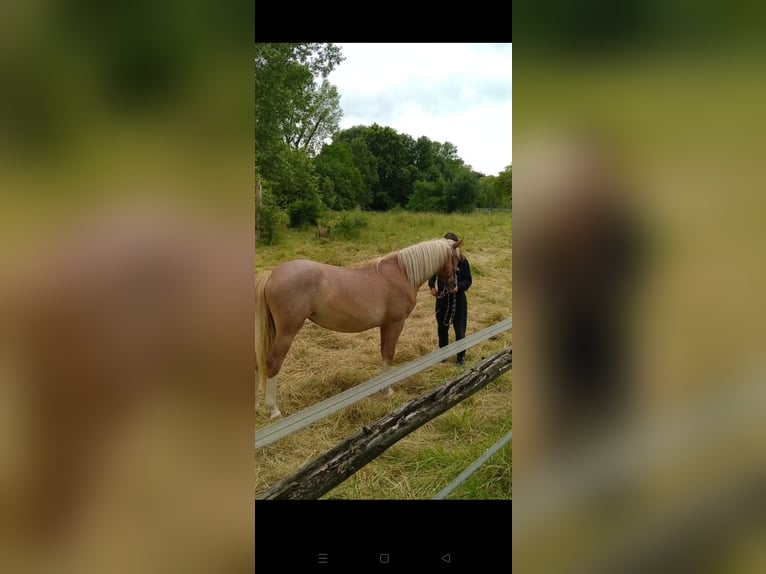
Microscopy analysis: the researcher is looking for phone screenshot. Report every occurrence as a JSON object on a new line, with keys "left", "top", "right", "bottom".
{"left": 255, "top": 43, "right": 512, "bottom": 571}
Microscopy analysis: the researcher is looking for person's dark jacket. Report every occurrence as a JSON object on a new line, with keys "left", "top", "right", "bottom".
{"left": 428, "top": 257, "right": 472, "bottom": 299}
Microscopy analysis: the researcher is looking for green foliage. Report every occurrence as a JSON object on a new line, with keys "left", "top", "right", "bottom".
{"left": 332, "top": 212, "right": 368, "bottom": 240}
{"left": 371, "top": 191, "right": 394, "bottom": 211}
{"left": 495, "top": 164, "right": 512, "bottom": 209}
{"left": 406, "top": 179, "right": 445, "bottom": 212}
{"left": 319, "top": 176, "right": 336, "bottom": 209}
{"left": 476, "top": 175, "right": 498, "bottom": 208}
{"left": 255, "top": 43, "right": 344, "bottom": 185}
{"left": 331, "top": 126, "right": 486, "bottom": 213}
{"left": 412, "top": 136, "right": 439, "bottom": 181}
{"left": 287, "top": 193, "right": 325, "bottom": 228}
{"left": 269, "top": 148, "right": 321, "bottom": 208}
{"left": 475, "top": 165, "right": 511, "bottom": 210}
{"left": 363, "top": 124, "right": 417, "bottom": 209}
{"left": 444, "top": 169, "right": 479, "bottom": 213}
{"left": 314, "top": 141, "right": 365, "bottom": 210}
{"left": 335, "top": 124, "right": 417, "bottom": 209}
{"left": 255, "top": 184, "right": 288, "bottom": 245}
{"left": 286, "top": 79, "right": 343, "bottom": 156}
{"left": 433, "top": 141, "right": 463, "bottom": 180}
{"left": 348, "top": 138, "right": 377, "bottom": 209}
{"left": 255, "top": 43, "right": 507, "bottom": 215}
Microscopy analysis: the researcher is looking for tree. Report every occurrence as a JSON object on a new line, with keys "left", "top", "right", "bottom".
{"left": 255, "top": 43, "right": 343, "bottom": 229}
{"left": 495, "top": 164, "right": 512, "bottom": 209}
{"left": 329, "top": 124, "right": 486, "bottom": 212}
{"left": 314, "top": 141, "right": 364, "bottom": 210}
{"left": 406, "top": 178, "right": 446, "bottom": 212}
{"left": 412, "top": 136, "right": 440, "bottom": 182}
{"left": 333, "top": 126, "right": 379, "bottom": 209}
{"left": 361, "top": 124, "right": 416, "bottom": 209}
{"left": 254, "top": 43, "right": 343, "bottom": 183}
{"left": 284, "top": 79, "right": 342, "bottom": 157}
{"left": 433, "top": 141, "right": 463, "bottom": 181}
{"left": 267, "top": 146, "right": 324, "bottom": 227}
{"left": 348, "top": 138, "right": 376, "bottom": 209}
{"left": 444, "top": 168, "right": 479, "bottom": 213}
{"left": 333, "top": 124, "right": 370, "bottom": 146}
{"left": 476, "top": 175, "right": 497, "bottom": 208}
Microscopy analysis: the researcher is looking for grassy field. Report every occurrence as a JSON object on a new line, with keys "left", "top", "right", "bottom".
{"left": 255, "top": 210, "right": 512, "bottom": 499}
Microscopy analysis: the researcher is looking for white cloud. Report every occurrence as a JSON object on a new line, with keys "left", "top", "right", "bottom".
{"left": 328, "top": 43, "right": 512, "bottom": 176}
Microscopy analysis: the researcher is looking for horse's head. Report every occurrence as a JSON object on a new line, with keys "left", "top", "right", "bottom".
{"left": 437, "top": 237, "right": 463, "bottom": 291}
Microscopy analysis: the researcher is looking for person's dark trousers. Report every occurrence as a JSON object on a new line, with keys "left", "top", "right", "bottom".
{"left": 436, "top": 293, "right": 468, "bottom": 362}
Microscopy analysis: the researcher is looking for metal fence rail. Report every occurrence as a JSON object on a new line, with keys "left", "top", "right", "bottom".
{"left": 433, "top": 429, "right": 513, "bottom": 499}
{"left": 255, "top": 318, "right": 512, "bottom": 450}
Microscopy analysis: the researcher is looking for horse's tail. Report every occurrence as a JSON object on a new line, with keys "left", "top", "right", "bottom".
{"left": 255, "top": 270, "right": 275, "bottom": 398}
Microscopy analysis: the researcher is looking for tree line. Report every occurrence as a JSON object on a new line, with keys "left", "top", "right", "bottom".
{"left": 255, "top": 43, "right": 511, "bottom": 243}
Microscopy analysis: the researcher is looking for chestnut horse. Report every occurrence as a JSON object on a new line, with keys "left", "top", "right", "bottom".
{"left": 255, "top": 237, "right": 462, "bottom": 418}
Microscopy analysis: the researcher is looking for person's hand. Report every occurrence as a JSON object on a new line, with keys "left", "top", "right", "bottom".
{"left": 430, "top": 287, "right": 438, "bottom": 297}
{"left": 450, "top": 286, "right": 458, "bottom": 294}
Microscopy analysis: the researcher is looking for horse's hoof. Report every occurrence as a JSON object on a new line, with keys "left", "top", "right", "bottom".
{"left": 269, "top": 408, "right": 282, "bottom": 419}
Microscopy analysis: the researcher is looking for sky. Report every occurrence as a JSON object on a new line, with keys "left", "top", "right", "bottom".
{"left": 327, "top": 43, "right": 512, "bottom": 177}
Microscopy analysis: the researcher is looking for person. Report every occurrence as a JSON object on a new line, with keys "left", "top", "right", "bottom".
{"left": 428, "top": 232, "right": 472, "bottom": 366}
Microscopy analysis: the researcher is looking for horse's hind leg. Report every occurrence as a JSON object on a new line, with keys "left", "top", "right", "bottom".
{"left": 264, "top": 327, "right": 301, "bottom": 419}
{"left": 379, "top": 320, "right": 405, "bottom": 396}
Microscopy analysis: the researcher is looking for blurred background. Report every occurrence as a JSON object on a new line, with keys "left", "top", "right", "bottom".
{"left": 4, "top": 1, "right": 766, "bottom": 572}
{"left": 512, "top": 2, "right": 766, "bottom": 573}
{"left": 0, "top": 1, "right": 254, "bottom": 572}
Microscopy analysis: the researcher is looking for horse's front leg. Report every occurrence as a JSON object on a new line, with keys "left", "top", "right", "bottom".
{"left": 379, "top": 320, "right": 405, "bottom": 396}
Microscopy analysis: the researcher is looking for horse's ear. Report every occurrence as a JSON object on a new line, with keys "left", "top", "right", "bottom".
{"left": 453, "top": 239, "right": 463, "bottom": 249}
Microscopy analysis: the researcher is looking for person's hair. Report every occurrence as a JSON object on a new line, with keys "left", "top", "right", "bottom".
{"left": 443, "top": 232, "right": 464, "bottom": 260}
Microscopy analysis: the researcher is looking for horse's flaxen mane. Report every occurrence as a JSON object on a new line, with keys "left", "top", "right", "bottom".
{"left": 370, "top": 238, "right": 453, "bottom": 288}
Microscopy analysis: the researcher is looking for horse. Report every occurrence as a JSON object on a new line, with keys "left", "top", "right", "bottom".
{"left": 255, "top": 237, "right": 463, "bottom": 419}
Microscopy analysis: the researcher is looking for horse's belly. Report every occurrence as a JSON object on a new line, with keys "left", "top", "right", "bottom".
{"left": 309, "top": 305, "right": 382, "bottom": 333}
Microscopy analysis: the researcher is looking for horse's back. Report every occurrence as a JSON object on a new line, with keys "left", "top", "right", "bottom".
{"left": 265, "top": 259, "right": 392, "bottom": 333}
{"left": 266, "top": 259, "right": 329, "bottom": 296}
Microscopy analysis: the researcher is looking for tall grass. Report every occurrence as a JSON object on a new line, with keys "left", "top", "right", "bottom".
{"left": 255, "top": 210, "right": 512, "bottom": 499}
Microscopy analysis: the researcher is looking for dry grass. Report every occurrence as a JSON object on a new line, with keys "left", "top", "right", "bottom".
{"left": 255, "top": 210, "right": 512, "bottom": 499}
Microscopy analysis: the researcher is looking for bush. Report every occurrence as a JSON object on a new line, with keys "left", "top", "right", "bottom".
{"left": 288, "top": 194, "right": 325, "bottom": 228}
{"left": 256, "top": 201, "right": 288, "bottom": 245}
{"left": 406, "top": 179, "right": 445, "bottom": 212}
{"left": 256, "top": 182, "right": 288, "bottom": 245}
{"left": 333, "top": 213, "right": 368, "bottom": 240}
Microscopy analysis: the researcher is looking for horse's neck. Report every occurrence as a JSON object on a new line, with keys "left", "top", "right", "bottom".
{"left": 376, "top": 256, "right": 422, "bottom": 291}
